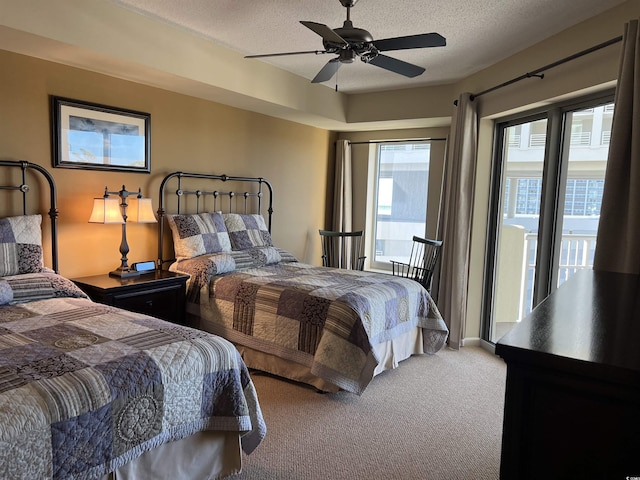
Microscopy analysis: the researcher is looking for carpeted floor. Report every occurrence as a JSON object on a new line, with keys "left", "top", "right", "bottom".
{"left": 233, "top": 346, "right": 506, "bottom": 480}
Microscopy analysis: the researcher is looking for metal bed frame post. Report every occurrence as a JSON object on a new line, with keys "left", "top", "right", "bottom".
{"left": 0, "top": 160, "right": 59, "bottom": 273}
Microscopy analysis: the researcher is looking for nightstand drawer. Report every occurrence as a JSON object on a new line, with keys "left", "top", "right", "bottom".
{"left": 111, "top": 284, "right": 183, "bottom": 321}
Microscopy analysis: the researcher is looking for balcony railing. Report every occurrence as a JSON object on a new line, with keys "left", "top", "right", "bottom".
{"left": 529, "top": 133, "right": 546, "bottom": 147}
{"left": 526, "top": 131, "right": 604, "bottom": 148}
{"left": 521, "top": 232, "right": 597, "bottom": 319}
{"left": 570, "top": 131, "right": 591, "bottom": 145}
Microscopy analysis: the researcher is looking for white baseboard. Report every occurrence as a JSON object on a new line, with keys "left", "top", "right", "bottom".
{"left": 461, "top": 337, "right": 481, "bottom": 347}
{"left": 461, "top": 337, "right": 497, "bottom": 355}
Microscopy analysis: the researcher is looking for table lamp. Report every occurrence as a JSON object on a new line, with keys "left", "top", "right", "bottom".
{"left": 89, "top": 185, "right": 157, "bottom": 278}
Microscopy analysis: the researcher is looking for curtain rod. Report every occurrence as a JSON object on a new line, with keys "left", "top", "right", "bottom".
{"left": 347, "top": 137, "right": 447, "bottom": 145}
{"left": 454, "top": 35, "right": 623, "bottom": 105}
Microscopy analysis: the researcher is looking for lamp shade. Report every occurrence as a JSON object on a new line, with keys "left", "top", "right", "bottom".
{"left": 127, "top": 197, "right": 157, "bottom": 223}
{"left": 89, "top": 198, "right": 124, "bottom": 224}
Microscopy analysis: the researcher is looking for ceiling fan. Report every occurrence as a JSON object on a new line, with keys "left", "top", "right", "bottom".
{"left": 245, "top": 0, "right": 446, "bottom": 84}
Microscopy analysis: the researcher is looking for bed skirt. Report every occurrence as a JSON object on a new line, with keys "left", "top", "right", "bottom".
{"left": 236, "top": 326, "right": 425, "bottom": 393}
{"left": 103, "top": 431, "right": 242, "bottom": 480}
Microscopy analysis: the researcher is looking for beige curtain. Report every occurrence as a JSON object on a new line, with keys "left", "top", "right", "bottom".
{"left": 593, "top": 19, "right": 640, "bottom": 274}
{"left": 437, "top": 93, "right": 478, "bottom": 350}
{"left": 332, "top": 139, "right": 353, "bottom": 232}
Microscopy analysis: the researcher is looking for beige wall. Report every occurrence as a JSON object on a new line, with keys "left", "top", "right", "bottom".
{"left": 0, "top": 49, "right": 336, "bottom": 278}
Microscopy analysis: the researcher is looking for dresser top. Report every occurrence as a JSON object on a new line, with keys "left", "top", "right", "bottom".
{"left": 496, "top": 269, "right": 640, "bottom": 378}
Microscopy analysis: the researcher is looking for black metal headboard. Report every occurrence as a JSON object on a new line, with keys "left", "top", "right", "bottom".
{"left": 0, "top": 160, "right": 59, "bottom": 273}
{"left": 157, "top": 171, "right": 273, "bottom": 268}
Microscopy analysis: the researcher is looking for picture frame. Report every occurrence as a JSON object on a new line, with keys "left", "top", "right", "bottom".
{"left": 51, "top": 96, "right": 150, "bottom": 173}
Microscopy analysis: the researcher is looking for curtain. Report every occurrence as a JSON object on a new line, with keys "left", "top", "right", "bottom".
{"left": 332, "top": 139, "right": 353, "bottom": 232}
{"left": 593, "top": 19, "right": 640, "bottom": 274}
{"left": 437, "top": 93, "right": 479, "bottom": 350}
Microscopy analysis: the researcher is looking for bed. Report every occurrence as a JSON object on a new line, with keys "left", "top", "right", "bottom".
{"left": 158, "top": 171, "right": 449, "bottom": 395}
{"left": 0, "top": 160, "right": 265, "bottom": 480}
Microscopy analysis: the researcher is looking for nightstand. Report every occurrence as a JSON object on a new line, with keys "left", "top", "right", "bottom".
{"left": 73, "top": 270, "right": 189, "bottom": 324}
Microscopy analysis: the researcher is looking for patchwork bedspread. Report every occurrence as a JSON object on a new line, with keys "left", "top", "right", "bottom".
{"left": 0, "top": 273, "right": 265, "bottom": 480}
{"left": 173, "top": 257, "right": 449, "bottom": 394}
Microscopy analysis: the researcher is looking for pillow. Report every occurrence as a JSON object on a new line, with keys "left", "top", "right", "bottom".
{"left": 0, "top": 280, "right": 13, "bottom": 305}
{"left": 0, "top": 214, "right": 44, "bottom": 276}
{"left": 1, "top": 272, "right": 88, "bottom": 304}
{"left": 223, "top": 213, "right": 273, "bottom": 250}
{"left": 166, "top": 212, "right": 231, "bottom": 261}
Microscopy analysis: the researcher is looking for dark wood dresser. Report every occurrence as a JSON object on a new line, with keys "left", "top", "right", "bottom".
{"left": 496, "top": 269, "right": 640, "bottom": 480}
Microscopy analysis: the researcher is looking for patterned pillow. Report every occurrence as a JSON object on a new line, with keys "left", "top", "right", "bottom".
{"left": 0, "top": 214, "right": 44, "bottom": 276}
{"left": 223, "top": 213, "right": 273, "bottom": 250}
{"left": 166, "top": 212, "right": 231, "bottom": 261}
{"left": 2, "top": 272, "right": 89, "bottom": 304}
{"left": 0, "top": 280, "right": 13, "bottom": 305}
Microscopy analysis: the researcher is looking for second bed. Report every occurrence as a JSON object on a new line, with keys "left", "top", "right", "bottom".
{"left": 159, "top": 171, "right": 449, "bottom": 394}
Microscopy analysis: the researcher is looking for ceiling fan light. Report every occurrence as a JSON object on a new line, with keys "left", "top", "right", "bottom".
{"left": 339, "top": 49, "right": 356, "bottom": 63}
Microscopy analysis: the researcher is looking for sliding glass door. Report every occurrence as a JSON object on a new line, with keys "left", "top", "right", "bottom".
{"left": 489, "top": 116, "right": 547, "bottom": 342}
{"left": 483, "top": 94, "right": 614, "bottom": 343}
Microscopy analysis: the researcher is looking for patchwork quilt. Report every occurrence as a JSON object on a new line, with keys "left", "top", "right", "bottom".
{"left": 172, "top": 247, "right": 298, "bottom": 304}
{"left": 172, "top": 258, "right": 449, "bottom": 395}
{"left": 0, "top": 273, "right": 265, "bottom": 480}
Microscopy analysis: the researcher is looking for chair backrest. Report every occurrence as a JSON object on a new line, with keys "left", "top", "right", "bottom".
{"left": 391, "top": 236, "right": 443, "bottom": 291}
{"left": 319, "top": 230, "right": 366, "bottom": 270}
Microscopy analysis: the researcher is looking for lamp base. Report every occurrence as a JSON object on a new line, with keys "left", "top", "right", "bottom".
{"left": 109, "top": 267, "right": 141, "bottom": 279}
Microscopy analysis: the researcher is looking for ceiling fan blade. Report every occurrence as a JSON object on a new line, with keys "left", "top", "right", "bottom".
{"left": 301, "top": 21, "right": 349, "bottom": 46}
{"left": 373, "top": 33, "right": 446, "bottom": 52}
{"left": 312, "top": 59, "right": 342, "bottom": 83}
{"left": 245, "top": 50, "right": 327, "bottom": 59}
{"left": 367, "top": 54, "right": 425, "bottom": 78}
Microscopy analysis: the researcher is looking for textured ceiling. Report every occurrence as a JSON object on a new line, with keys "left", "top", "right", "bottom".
{"left": 103, "top": 0, "right": 627, "bottom": 94}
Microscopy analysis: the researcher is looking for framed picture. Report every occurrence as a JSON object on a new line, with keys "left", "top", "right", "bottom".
{"left": 51, "top": 96, "right": 150, "bottom": 173}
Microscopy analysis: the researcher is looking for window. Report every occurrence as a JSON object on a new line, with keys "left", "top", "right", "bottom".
{"left": 364, "top": 139, "right": 446, "bottom": 272}
{"left": 369, "top": 143, "right": 430, "bottom": 269}
{"left": 564, "top": 179, "right": 604, "bottom": 216}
